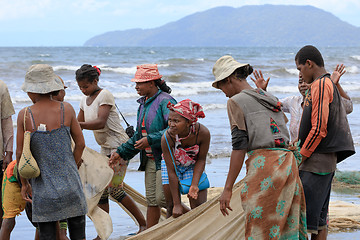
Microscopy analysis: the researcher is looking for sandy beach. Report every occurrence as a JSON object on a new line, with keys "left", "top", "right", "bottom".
{"left": 7, "top": 154, "right": 360, "bottom": 240}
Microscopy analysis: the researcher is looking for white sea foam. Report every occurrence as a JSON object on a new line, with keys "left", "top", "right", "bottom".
{"left": 38, "top": 54, "right": 50, "bottom": 57}
{"left": 11, "top": 96, "right": 33, "bottom": 104}
{"left": 351, "top": 55, "right": 360, "bottom": 61}
{"left": 100, "top": 66, "right": 136, "bottom": 74}
{"left": 53, "top": 64, "right": 137, "bottom": 75}
{"left": 285, "top": 68, "right": 298, "bottom": 75}
{"left": 346, "top": 65, "right": 359, "bottom": 74}
{"left": 197, "top": 58, "right": 205, "bottom": 61}
{"left": 203, "top": 103, "right": 227, "bottom": 111}
{"left": 53, "top": 65, "right": 80, "bottom": 71}
{"left": 158, "top": 63, "right": 170, "bottom": 68}
{"left": 168, "top": 81, "right": 212, "bottom": 89}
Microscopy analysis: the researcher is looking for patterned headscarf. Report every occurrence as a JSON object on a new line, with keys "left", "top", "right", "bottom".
{"left": 167, "top": 99, "right": 205, "bottom": 123}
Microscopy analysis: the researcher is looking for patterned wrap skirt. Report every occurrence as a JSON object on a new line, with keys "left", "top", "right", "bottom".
{"left": 241, "top": 148, "right": 307, "bottom": 240}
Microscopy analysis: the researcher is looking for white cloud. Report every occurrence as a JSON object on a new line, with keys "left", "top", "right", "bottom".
{"left": 0, "top": 0, "right": 52, "bottom": 20}
{"left": 71, "top": 0, "right": 111, "bottom": 12}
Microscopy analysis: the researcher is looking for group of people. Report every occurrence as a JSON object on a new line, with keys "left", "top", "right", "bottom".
{"left": 0, "top": 44, "right": 355, "bottom": 240}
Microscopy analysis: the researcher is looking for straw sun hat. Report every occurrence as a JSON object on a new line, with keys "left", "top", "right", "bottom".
{"left": 22, "top": 64, "right": 64, "bottom": 94}
{"left": 131, "top": 64, "right": 162, "bottom": 82}
{"left": 212, "top": 55, "right": 249, "bottom": 89}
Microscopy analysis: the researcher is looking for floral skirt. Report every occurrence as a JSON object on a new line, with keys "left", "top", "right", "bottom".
{"left": 241, "top": 148, "right": 307, "bottom": 240}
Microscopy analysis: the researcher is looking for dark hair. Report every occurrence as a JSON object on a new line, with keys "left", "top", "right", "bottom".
{"left": 295, "top": 45, "right": 324, "bottom": 67}
{"left": 50, "top": 90, "right": 60, "bottom": 96}
{"left": 75, "top": 64, "right": 101, "bottom": 83}
{"left": 154, "top": 79, "right": 172, "bottom": 94}
{"left": 233, "top": 64, "right": 254, "bottom": 80}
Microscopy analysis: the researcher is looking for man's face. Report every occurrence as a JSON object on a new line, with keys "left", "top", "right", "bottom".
{"left": 296, "top": 60, "right": 313, "bottom": 84}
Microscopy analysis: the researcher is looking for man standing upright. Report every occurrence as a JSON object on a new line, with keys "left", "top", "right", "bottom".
{"left": 295, "top": 45, "right": 355, "bottom": 240}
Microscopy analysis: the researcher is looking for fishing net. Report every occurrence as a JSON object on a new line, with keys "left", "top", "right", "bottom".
{"left": 334, "top": 171, "right": 360, "bottom": 185}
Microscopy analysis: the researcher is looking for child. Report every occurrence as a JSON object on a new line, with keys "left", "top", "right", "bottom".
{"left": 76, "top": 64, "right": 146, "bottom": 236}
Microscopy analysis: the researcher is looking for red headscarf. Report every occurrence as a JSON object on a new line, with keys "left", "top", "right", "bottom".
{"left": 167, "top": 99, "right": 205, "bottom": 123}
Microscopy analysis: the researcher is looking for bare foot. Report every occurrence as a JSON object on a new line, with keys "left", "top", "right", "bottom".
{"left": 93, "top": 236, "right": 101, "bottom": 240}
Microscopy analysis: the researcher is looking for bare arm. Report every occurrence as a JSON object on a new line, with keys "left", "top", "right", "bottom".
{"left": 77, "top": 109, "right": 85, "bottom": 123}
{"left": 188, "top": 124, "right": 210, "bottom": 200}
{"left": 161, "top": 132, "right": 183, "bottom": 217}
{"left": 331, "top": 64, "right": 351, "bottom": 100}
{"left": 78, "top": 104, "right": 111, "bottom": 130}
{"left": 1, "top": 117, "right": 14, "bottom": 170}
{"left": 67, "top": 104, "right": 85, "bottom": 168}
{"left": 219, "top": 149, "right": 246, "bottom": 216}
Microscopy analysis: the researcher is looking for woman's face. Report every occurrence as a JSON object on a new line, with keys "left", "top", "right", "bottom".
{"left": 135, "top": 81, "right": 153, "bottom": 96}
{"left": 77, "top": 79, "right": 98, "bottom": 96}
{"left": 217, "top": 78, "right": 235, "bottom": 98}
{"left": 168, "top": 111, "right": 191, "bottom": 136}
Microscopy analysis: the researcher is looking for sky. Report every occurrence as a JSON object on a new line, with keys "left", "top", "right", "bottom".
{"left": 1, "top": 0, "right": 360, "bottom": 46}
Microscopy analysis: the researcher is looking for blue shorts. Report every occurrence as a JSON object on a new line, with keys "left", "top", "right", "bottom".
{"left": 161, "top": 160, "right": 194, "bottom": 185}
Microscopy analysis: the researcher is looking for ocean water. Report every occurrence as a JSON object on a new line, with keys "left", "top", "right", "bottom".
{"left": 1, "top": 46, "right": 359, "bottom": 239}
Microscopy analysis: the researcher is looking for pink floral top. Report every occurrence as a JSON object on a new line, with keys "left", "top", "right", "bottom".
{"left": 174, "top": 134, "right": 200, "bottom": 167}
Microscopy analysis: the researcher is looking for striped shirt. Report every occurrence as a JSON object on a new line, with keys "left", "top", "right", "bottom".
{"left": 300, "top": 74, "right": 334, "bottom": 158}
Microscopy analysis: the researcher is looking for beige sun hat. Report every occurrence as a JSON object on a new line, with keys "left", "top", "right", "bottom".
{"left": 22, "top": 64, "right": 64, "bottom": 93}
{"left": 212, "top": 55, "right": 249, "bottom": 89}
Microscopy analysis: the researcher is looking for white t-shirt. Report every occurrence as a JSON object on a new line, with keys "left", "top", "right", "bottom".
{"left": 281, "top": 94, "right": 353, "bottom": 141}
{"left": 80, "top": 89, "right": 128, "bottom": 155}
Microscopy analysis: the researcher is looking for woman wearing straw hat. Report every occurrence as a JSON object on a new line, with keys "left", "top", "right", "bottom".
{"left": 17, "top": 64, "right": 87, "bottom": 239}
{"left": 212, "top": 56, "right": 307, "bottom": 239}
{"left": 110, "top": 64, "right": 176, "bottom": 228}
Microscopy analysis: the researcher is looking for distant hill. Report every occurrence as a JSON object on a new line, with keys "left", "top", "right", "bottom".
{"left": 84, "top": 5, "right": 360, "bottom": 47}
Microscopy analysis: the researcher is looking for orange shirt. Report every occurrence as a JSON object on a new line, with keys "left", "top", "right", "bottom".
{"left": 300, "top": 76, "right": 334, "bottom": 158}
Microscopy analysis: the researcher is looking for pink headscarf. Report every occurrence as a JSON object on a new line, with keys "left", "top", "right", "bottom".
{"left": 167, "top": 99, "right": 205, "bottom": 123}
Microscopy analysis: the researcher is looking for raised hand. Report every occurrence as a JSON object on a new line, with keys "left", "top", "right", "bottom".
{"left": 250, "top": 70, "right": 270, "bottom": 91}
{"left": 331, "top": 64, "right": 346, "bottom": 85}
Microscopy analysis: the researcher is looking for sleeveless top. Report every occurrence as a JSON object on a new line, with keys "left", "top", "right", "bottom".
{"left": 29, "top": 103, "right": 87, "bottom": 222}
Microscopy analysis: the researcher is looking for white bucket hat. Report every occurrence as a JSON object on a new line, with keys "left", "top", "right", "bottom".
{"left": 22, "top": 64, "right": 64, "bottom": 94}
{"left": 212, "top": 56, "right": 249, "bottom": 89}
